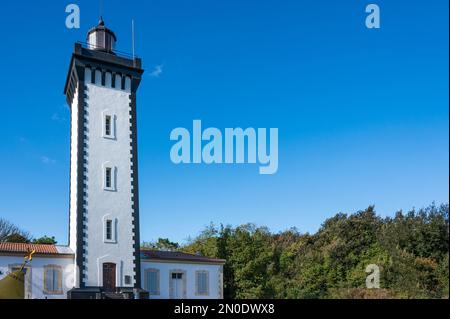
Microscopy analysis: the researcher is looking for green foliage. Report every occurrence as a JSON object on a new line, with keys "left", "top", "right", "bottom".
{"left": 142, "top": 238, "right": 179, "bottom": 251}
{"left": 180, "top": 203, "right": 449, "bottom": 299}
{"left": 32, "top": 236, "right": 57, "bottom": 245}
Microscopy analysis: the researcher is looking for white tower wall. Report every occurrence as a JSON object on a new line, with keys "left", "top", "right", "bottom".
{"left": 65, "top": 31, "right": 144, "bottom": 296}
{"left": 82, "top": 69, "right": 136, "bottom": 288}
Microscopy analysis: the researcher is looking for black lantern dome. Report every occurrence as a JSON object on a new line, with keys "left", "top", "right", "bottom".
{"left": 87, "top": 17, "right": 117, "bottom": 53}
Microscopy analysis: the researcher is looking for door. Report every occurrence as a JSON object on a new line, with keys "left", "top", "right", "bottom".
{"left": 171, "top": 272, "right": 184, "bottom": 299}
{"left": 102, "top": 263, "right": 116, "bottom": 292}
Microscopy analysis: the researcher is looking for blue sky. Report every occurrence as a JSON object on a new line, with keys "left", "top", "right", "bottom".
{"left": 0, "top": 0, "right": 448, "bottom": 244}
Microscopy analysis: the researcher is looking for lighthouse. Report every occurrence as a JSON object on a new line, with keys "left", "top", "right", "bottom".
{"left": 64, "top": 18, "right": 145, "bottom": 298}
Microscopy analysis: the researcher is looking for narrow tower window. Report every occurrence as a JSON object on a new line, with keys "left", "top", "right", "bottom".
{"left": 103, "top": 217, "right": 117, "bottom": 243}
{"left": 102, "top": 113, "right": 115, "bottom": 139}
{"left": 105, "top": 219, "right": 113, "bottom": 240}
{"left": 103, "top": 164, "right": 116, "bottom": 191}
{"left": 105, "top": 167, "right": 112, "bottom": 188}
{"left": 105, "top": 115, "right": 111, "bottom": 136}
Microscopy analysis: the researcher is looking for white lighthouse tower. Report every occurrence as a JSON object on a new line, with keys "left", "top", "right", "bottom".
{"left": 64, "top": 18, "right": 145, "bottom": 298}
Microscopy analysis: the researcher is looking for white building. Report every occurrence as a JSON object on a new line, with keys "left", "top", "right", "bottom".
{"left": 0, "top": 19, "right": 225, "bottom": 299}
{"left": 0, "top": 243, "right": 224, "bottom": 299}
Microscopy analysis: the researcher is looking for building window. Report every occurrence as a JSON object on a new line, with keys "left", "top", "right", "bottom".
{"left": 103, "top": 165, "right": 116, "bottom": 191}
{"left": 43, "top": 265, "right": 63, "bottom": 295}
{"left": 102, "top": 112, "right": 116, "bottom": 139}
{"left": 105, "top": 219, "right": 113, "bottom": 240}
{"left": 145, "top": 269, "right": 160, "bottom": 295}
{"left": 124, "top": 275, "right": 132, "bottom": 285}
{"left": 195, "top": 271, "right": 209, "bottom": 296}
{"left": 105, "top": 167, "right": 112, "bottom": 188}
{"left": 105, "top": 115, "right": 112, "bottom": 136}
{"left": 103, "top": 217, "right": 116, "bottom": 243}
{"left": 172, "top": 273, "right": 183, "bottom": 279}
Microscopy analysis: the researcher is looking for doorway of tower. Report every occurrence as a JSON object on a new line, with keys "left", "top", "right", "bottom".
{"left": 102, "top": 263, "right": 116, "bottom": 292}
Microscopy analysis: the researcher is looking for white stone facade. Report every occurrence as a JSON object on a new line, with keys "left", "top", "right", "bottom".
{"left": 72, "top": 68, "right": 136, "bottom": 288}
{"left": 0, "top": 248, "right": 225, "bottom": 299}
{"left": 141, "top": 260, "right": 224, "bottom": 299}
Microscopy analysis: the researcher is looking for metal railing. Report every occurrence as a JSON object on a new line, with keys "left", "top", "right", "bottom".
{"left": 77, "top": 41, "right": 138, "bottom": 60}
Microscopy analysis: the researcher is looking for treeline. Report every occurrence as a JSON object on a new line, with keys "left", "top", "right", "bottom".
{"left": 2, "top": 203, "right": 448, "bottom": 299}
{"left": 179, "top": 204, "right": 448, "bottom": 299}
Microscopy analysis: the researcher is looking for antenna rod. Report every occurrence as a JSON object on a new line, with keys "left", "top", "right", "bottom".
{"left": 100, "top": 0, "right": 104, "bottom": 18}
{"left": 132, "top": 19, "right": 136, "bottom": 61}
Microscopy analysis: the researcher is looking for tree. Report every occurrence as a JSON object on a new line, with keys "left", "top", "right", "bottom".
{"left": 33, "top": 236, "right": 57, "bottom": 245}
{"left": 141, "top": 238, "right": 179, "bottom": 251}
{"left": 177, "top": 203, "right": 449, "bottom": 299}
{"left": 0, "top": 218, "right": 32, "bottom": 243}
{"left": 183, "top": 224, "right": 275, "bottom": 298}
{"left": 3, "top": 233, "right": 30, "bottom": 243}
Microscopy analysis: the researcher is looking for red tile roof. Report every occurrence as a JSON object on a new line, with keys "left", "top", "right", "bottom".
{"left": 0, "top": 243, "right": 225, "bottom": 263}
{"left": 141, "top": 249, "right": 225, "bottom": 264}
{"left": 0, "top": 242, "right": 59, "bottom": 255}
